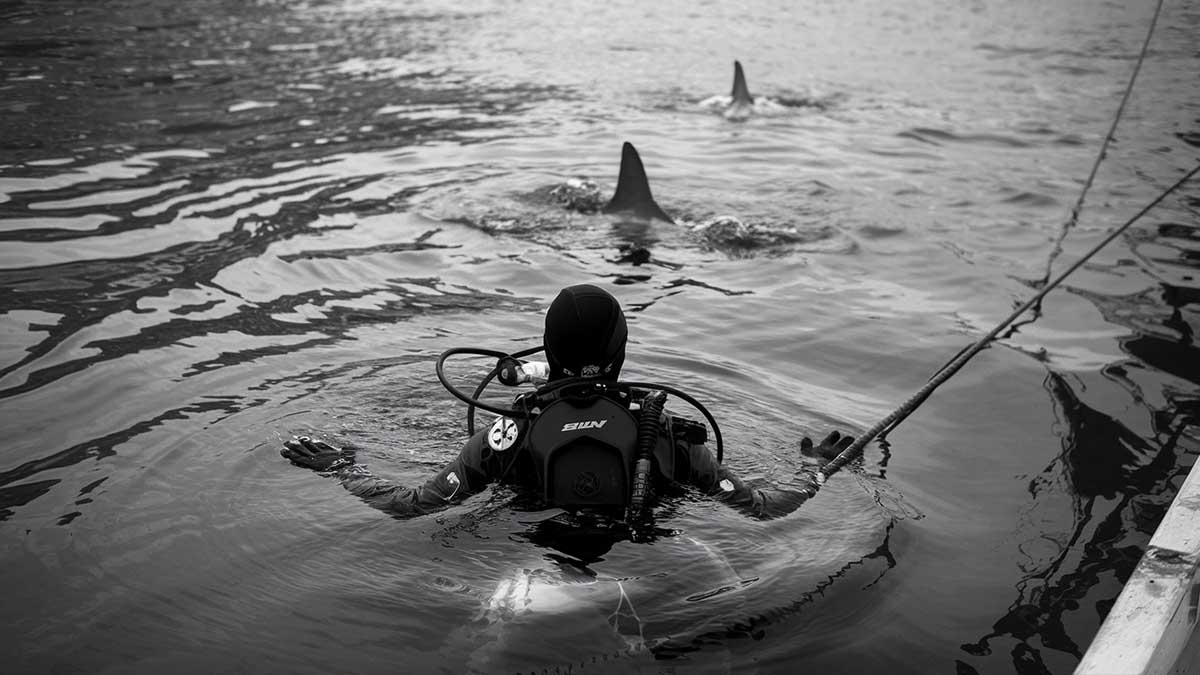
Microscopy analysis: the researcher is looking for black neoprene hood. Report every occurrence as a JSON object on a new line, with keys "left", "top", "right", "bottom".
{"left": 543, "top": 284, "right": 628, "bottom": 381}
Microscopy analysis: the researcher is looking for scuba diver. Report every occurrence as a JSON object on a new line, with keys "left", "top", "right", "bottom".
{"left": 281, "top": 283, "right": 854, "bottom": 524}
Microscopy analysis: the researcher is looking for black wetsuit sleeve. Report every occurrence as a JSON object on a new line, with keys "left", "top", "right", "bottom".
{"left": 330, "top": 432, "right": 499, "bottom": 517}
{"left": 679, "top": 439, "right": 813, "bottom": 520}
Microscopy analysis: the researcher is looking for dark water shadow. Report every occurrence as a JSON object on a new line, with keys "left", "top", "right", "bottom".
{"left": 957, "top": 265, "right": 1200, "bottom": 672}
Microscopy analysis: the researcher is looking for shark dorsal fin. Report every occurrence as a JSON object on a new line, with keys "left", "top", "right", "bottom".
{"left": 731, "top": 60, "right": 754, "bottom": 106}
{"left": 602, "top": 142, "right": 673, "bottom": 223}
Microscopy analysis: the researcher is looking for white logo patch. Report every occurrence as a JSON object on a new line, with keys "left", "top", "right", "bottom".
{"left": 581, "top": 364, "right": 601, "bottom": 377}
{"left": 488, "top": 417, "right": 520, "bottom": 452}
{"left": 561, "top": 420, "right": 608, "bottom": 432}
{"left": 719, "top": 479, "right": 735, "bottom": 493}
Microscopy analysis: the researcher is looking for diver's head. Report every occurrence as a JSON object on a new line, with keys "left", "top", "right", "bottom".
{"left": 544, "top": 284, "right": 627, "bottom": 381}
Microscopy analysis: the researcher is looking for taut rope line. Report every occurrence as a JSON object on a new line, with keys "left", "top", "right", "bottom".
{"left": 805, "top": 0, "right": 1179, "bottom": 495}
{"left": 1038, "top": 0, "right": 1167, "bottom": 286}
{"left": 811, "top": 162, "right": 1200, "bottom": 491}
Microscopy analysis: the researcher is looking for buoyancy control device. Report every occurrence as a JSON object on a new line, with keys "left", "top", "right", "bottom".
{"left": 436, "top": 346, "right": 723, "bottom": 523}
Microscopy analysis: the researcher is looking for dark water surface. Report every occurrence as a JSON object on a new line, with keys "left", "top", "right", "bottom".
{"left": 2, "top": 0, "right": 1199, "bottom": 673}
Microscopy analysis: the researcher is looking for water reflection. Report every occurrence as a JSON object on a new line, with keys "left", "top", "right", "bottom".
{"left": 961, "top": 287, "right": 1199, "bottom": 672}
{"left": 652, "top": 522, "right": 898, "bottom": 661}
{"left": 0, "top": 0, "right": 561, "bottom": 161}
{"left": 960, "top": 373, "right": 1150, "bottom": 670}
{"left": 0, "top": 395, "right": 245, "bottom": 522}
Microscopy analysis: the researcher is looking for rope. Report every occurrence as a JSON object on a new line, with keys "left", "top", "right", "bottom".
{"left": 1038, "top": 0, "right": 1166, "bottom": 285}
{"left": 880, "top": 0, "right": 1170, "bottom": 430}
{"left": 813, "top": 163, "right": 1200, "bottom": 488}
{"left": 803, "top": 0, "right": 1175, "bottom": 492}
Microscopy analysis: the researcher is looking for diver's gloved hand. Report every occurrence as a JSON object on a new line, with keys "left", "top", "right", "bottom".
{"left": 800, "top": 430, "right": 855, "bottom": 463}
{"left": 281, "top": 436, "right": 355, "bottom": 472}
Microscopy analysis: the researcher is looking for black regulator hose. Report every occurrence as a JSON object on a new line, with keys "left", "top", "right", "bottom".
{"left": 627, "top": 390, "right": 666, "bottom": 525}
{"left": 465, "top": 345, "right": 545, "bottom": 435}
{"left": 623, "top": 381, "right": 723, "bottom": 464}
{"left": 436, "top": 347, "right": 519, "bottom": 417}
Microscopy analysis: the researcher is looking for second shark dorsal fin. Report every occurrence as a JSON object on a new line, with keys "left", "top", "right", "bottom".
{"left": 731, "top": 60, "right": 754, "bottom": 106}
{"left": 602, "top": 142, "right": 673, "bottom": 223}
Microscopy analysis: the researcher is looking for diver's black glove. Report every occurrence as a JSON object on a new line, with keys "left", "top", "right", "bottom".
{"left": 800, "top": 430, "right": 855, "bottom": 463}
{"left": 281, "top": 436, "right": 355, "bottom": 472}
